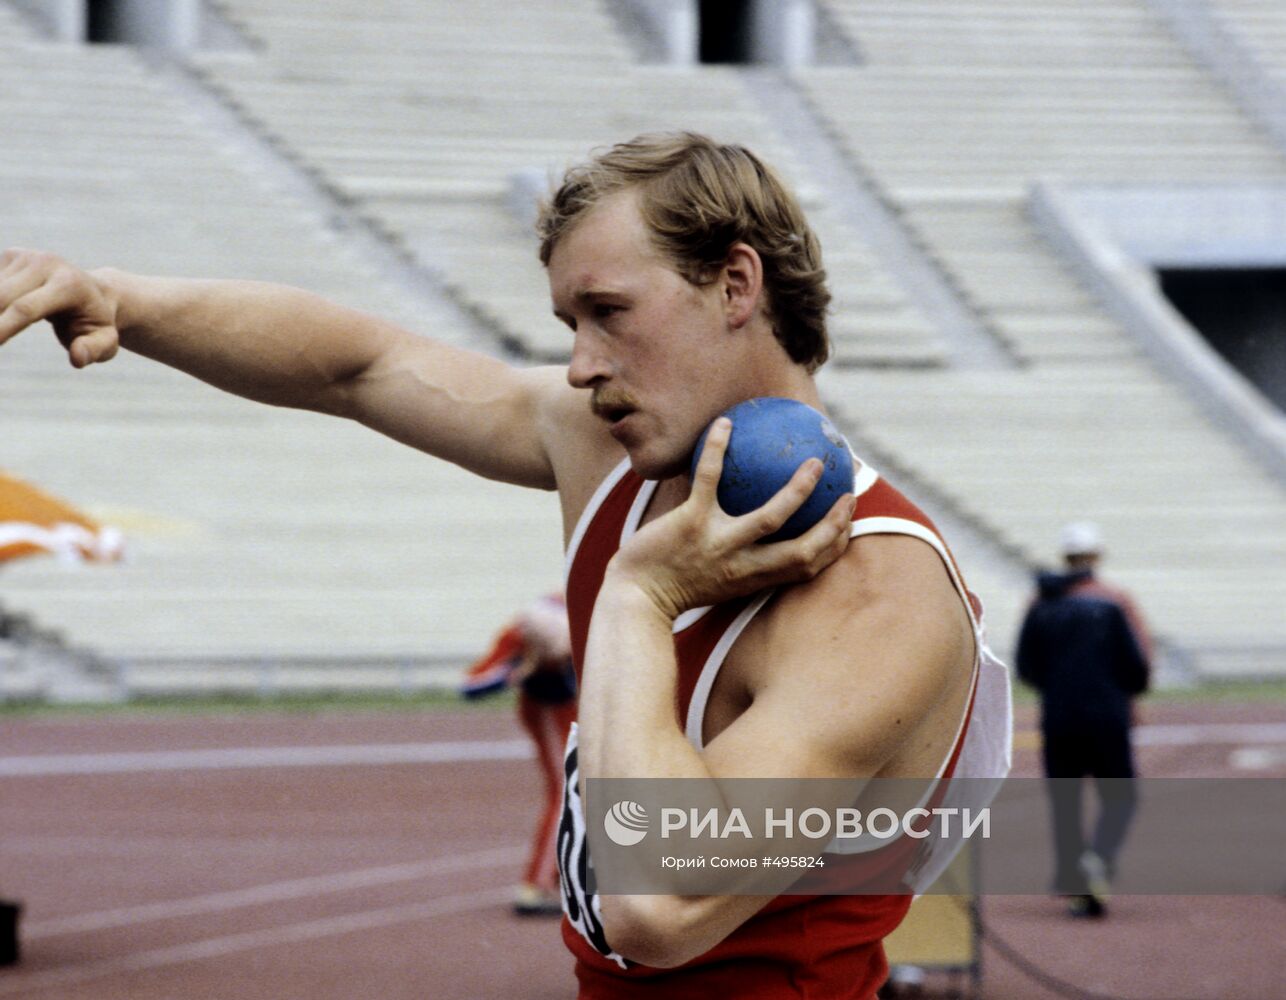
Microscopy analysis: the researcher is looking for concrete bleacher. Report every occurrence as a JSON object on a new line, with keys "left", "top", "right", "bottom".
{"left": 802, "top": 0, "right": 1286, "bottom": 674}
{"left": 830, "top": 368, "right": 1286, "bottom": 652}
{"left": 195, "top": 0, "right": 947, "bottom": 369}
{"left": 0, "top": 0, "right": 36, "bottom": 38}
{"left": 0, "top": 18, "right": 563, "bottom": 666}
{"left": 1209, "top": 0, "right": 1286, "bottom": 83}
{"left": 5, "top": 0, "right": 1283, "bottom": 682}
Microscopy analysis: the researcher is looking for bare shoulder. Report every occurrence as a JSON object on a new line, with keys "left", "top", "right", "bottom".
{"left": 714, "top": 531, "right": 975, "bottom": 779}
{"left": 526, "top": 366, "right": 626, "bottom": 537}
{"left": 757, "top": 531, "right": 971, "bottom": 681}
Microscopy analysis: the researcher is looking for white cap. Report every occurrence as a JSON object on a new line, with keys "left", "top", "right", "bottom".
{"left": 1059, "top": 521, "right": 1103, "bottom": 556}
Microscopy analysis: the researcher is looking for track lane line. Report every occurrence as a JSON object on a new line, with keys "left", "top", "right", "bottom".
{"left": 0, "top": 886, "right": 516, "bottom": 997}
{"left": 1133, "top": 722, "right": 1286, "bottom": 746}
{"left": 26, "top": 843, "right": 525, "bottom": 938}
{"left": 0, "top": 739, "right": 533, "bottom": 776}
{"left": 1011, "top": 722, "right": 1286, "bottom": 751}
{"left": 6, "top": 723, "right": 1281, "bottom": 780}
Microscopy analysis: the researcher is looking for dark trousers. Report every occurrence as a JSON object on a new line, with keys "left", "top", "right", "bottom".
{"left": 1042, "top": 727, "right": 1137, "bottom": 894}
{"left": 0, "top": 899, "right": 19, "bottom": 966}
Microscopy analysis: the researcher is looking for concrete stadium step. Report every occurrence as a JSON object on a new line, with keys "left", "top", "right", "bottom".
{"left": 0, "top": 29, "right": 566, "bottom": 663}
{"left": 195, "top": 0, "right": 947, "bottom": 371}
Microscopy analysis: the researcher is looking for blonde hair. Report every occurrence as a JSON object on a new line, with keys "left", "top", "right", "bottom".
{"left": 538, "top": 132, "right": 831, "bottom": 372}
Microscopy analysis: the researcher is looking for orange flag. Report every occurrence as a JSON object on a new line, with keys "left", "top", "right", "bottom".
{"left": 0, "top": 472, "right": 123, "bottom": 564}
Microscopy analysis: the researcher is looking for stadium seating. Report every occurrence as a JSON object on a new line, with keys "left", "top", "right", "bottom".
{"left": 801, "top": 0, "right": 1286, "bottom": 673}
{"left": 2, "top": 0, "right": 1283, "bottom": 683}
{"left": 1208, "top": 0, "right": 1286, "bottom": 83}
{"left": 0, "top": 0, "right": 35, "bottom": 38}
{"left": 193, "top": 0, "right": 947, "bottom": 368}
{"left": 0, "top": 19, "right": 563, "bottom": 669}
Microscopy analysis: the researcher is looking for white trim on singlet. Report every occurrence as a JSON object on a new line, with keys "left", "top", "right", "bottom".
{"left": 673, "top": 605, "right": 714, "bottom": 632}
{"left": 564, "top": 458, "right": 631, "bottom": 582}
{"left": 621, "top": 475, "right": 715, "bottom": 633}
{"left": 684, "top": 588, "right": 777, "bottom": 748}
{"left": 682, "top": 461, "right": 884, "bottom": 752}
{"left": 621, "top": 476, "right": 657, "bottom": 547}
{"left": 822, "top": 510, "right": 985, "bottom": 854}
{"left": 565, "top": 459, "right": 714, "bottom": 635}
{"left": 852, "top": 460, "right": 880, "bottom": 499}
{"left": 849, "top": 516, "right": 982, "bottom": 637}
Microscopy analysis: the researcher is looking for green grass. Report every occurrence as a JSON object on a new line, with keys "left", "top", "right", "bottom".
{"left": 4, "top": 678, "right": 1282, "bottom": 721}
{"left": 1011, "top": 677, "right": 1286, "bottom": 706}
{"left": 1144, "top": 678, "right": 1286, "bottom": 704}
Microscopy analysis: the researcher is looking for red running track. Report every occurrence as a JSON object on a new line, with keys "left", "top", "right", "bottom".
{"left": 0, "top": 708, "right": 575, "bottom": 1000}
{"left": 0, "top": 700, "right": 1282, "bottom": 999}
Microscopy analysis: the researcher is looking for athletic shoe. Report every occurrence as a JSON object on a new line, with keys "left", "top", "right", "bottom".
{"left": 512, "top": 884, "right": 562, "bottom": 917}
{"left": 1079, "top": 850, "right": 1112, "bottom": 906}
{"left": 1066, "top": 893, "right": 1106, "bottom": 919}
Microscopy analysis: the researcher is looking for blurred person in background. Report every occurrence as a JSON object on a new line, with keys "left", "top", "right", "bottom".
{"left": 462, "top": 593, "right": 577, "bottom": 917}
{"left": 1016, "top": 521, "right": 1151, "bottom": 917}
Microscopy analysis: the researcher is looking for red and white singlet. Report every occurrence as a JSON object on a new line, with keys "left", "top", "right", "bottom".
{"left": 557, "top": 457, "right": 1012, "bottom": 999}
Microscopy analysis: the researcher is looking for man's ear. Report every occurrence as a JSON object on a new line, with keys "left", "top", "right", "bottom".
{"left": 721, "top": 243, "right": 764, "bottom": 330}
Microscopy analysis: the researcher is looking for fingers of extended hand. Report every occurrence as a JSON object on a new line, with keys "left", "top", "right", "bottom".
{"left": 0, "top": 246, "right": 43, "bottom": 271}
{"left": 0, "top": 284, "right": 67, "bottom": 342}
{"left": 0, "top": 249, "right": 118, "bottom": 365}
{"left": 0, "top": 251, "right": 77, "bottom": 341}
{"left": 0, "top": 247, "right": 58, "bottom": 294}
{"left": 68, "top": 327, "right": 119, "bottom": 368}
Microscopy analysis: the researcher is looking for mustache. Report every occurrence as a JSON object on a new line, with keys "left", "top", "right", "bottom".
{"left": 590, "top": 389, "right": 638, "bottom": 419}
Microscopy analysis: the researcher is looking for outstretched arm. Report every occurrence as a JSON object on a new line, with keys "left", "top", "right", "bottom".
{"left": 0, "top": 249, "right": 601, "bottom": 490}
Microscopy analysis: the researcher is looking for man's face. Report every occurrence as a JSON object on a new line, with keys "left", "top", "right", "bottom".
{"left": 548, "top": 190, "right": 747, "bottom": 480}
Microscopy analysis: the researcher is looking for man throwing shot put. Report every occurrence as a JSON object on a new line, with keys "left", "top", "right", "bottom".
{"left": 0, "top": 133, "right": 1010, "bottom": 999}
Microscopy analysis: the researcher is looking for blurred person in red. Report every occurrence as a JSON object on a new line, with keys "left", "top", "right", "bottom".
{"left": 463, "top": 593, "right": 577, "bottom": 916}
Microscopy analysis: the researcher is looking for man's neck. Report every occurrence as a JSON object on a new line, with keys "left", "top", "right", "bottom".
{"left": 641, "top": 473, "right": 693, "bottom": 527}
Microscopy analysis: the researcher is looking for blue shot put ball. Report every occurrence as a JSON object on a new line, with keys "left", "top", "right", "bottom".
{"left": 690, "top": 397, "right": 854, "bottom": 542}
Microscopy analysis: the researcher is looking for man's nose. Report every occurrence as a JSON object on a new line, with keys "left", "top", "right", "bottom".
{"left": 567, "top": 331, "right": 609, "bottom": 389}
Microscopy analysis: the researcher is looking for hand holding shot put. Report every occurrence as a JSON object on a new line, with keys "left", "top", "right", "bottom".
{"left": 604, "top": 414, "right": 857, "bottom": 623}
{"left": 0, "top": 133, "right": 1009, "bottom": 998}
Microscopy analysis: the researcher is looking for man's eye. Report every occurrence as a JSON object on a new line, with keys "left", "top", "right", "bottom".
{"left": 594, "top": 304, "right": 622, "bottom": 319}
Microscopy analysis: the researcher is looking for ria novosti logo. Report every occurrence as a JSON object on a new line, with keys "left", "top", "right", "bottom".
{"left": 604, "top": 800, "right": 649, "bottom": 846}
{"left": 601, "top": 801, "right": 991, "bottom": 846}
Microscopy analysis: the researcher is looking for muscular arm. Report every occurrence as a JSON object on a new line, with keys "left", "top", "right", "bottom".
{"left": 110, "top": 272, "right": 565, "bottom": 485}
{"left": 576, "top": 423, "right": 973, "bottom": 966}
{"left": 582, "top": 535, "right": 971, "bottom": 966}
{"left": 0, "top": 250, "right": 613, "bottom": 491}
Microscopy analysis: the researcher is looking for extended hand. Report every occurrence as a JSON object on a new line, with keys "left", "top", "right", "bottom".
{"left": 607, "top": 417, "right": 856, "bottom": 620}
{"left": 0, "top": 248, "right": 121, "bottom": 367}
